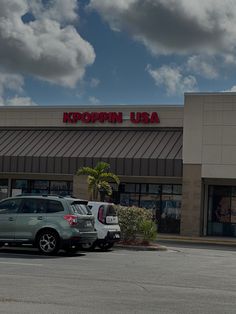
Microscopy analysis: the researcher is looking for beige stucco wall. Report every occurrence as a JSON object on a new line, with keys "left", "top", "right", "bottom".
{"left": 0, "top": 105, "right": 183, "bottom": 129}
{"left": 73, "top": 175, "right": 90, "bottom": 200}
{"left": 184, "top": 93, "right": 236, "bottom": 179}
{"left": 180, "top": 164, "right": 202, "bottom": 236}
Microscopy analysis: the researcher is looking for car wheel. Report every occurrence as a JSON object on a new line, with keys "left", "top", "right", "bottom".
{"left": 97, "top": 242, "right": 114, "bottom": 251}
{"left": 37, "top": 230, "right": 60, "bottom": 255}
{"left": 81, "top": 241, "right": 96, "bottom": 251}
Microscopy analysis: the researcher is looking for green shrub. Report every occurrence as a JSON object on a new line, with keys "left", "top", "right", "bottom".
{"left": 138, "top": 219, "right": 157, "bottom": 244}
{"left": 116, "top": 205, "right": 157, "bottom": 243}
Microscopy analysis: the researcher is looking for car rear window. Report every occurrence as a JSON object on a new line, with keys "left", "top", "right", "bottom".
{"left": 70, "top": 202, "right": 90, "bottom": 215}
{"left": 105, "top": 205, "right": 117, "bottom": 217}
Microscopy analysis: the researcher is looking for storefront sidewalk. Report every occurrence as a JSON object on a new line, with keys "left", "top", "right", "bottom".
{"left": 157, "top": 234, "right": 236, "bottom": 246}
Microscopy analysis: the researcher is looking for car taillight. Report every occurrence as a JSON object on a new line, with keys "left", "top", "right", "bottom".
{"left": 98, "top": 206, "right": 105, "bottom": 224}
{"left": 64, "top": 215, "right": 78, "bottom": 226}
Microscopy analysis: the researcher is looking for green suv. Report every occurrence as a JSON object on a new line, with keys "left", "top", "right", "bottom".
{"left": 0, "top": 195, "right": 97, "bottom": 255}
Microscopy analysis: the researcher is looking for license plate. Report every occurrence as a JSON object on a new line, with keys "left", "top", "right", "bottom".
{"left": 114, "top": 233, "right": 120, "bottom": 239}
{"left": 106, "top": 216, "right": 118, "bottom": 224}
{"left": 85, "top": 221, "right": 92, "bottom": 227}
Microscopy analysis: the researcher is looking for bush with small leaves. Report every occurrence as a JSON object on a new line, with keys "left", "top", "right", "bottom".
{"left": 138, "top": 219, "right": 157, "bottom": 245}
{"left": 115, "top": 205, "right": 156, "bottom": 244}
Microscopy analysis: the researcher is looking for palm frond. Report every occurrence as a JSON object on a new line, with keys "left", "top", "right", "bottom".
{"left": 100, "top": 181, "right": 112, "bottom": 195}
{"left": 77, "top": 167, "right": 98, "bottom": 177}
{"left": 94, "top": 162, "right": 110, "bottom": 173}
{"left": 87, "top": 176, "right": 96, "bottom": 192}
{"left": 100, "top": 172, "right": 120, "bottom": 185}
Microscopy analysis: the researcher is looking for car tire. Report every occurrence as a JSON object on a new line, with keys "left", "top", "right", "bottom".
{"left": 37, "top": 230, "right": 60, "bottom": 255}
{"left": 81, "top": 241, "right": 96, "bottom": 251}
{"left": 97, "top": 242, "right": 114, "bottom": 251}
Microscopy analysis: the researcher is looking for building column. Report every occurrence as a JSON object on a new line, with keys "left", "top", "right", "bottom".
{"left": 180, "top": 164, "right": 202, "bottom": 236}
{"left": 73, "top": 175, "right": 90, "bottom": 200}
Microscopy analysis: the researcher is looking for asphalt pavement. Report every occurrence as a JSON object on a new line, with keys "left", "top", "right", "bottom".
{"left": 0, "top": 244, "right": 236, "bottom": 314}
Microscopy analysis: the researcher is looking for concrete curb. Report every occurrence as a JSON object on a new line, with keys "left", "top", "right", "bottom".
{"left": 157, "top": 236, "right": 236, "bottom": 246}
{"left": 114, "top": 244, "right": 167, "bottom": 251}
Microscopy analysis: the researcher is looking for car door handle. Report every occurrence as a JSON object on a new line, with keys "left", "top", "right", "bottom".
{"left": 8, "top": 217, "right": 14, "bottom": 221}
{"left": 37, "top": 216, "right": 43, "bottom": 220}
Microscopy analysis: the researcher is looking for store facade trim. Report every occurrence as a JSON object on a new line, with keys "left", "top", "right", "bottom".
{"left": 0, "top": 129, "right": 182, "bottom": 177}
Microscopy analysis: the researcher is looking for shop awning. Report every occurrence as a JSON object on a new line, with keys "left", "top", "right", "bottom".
{"left": 0, "top": 129, "right": 182, "bottom": 177}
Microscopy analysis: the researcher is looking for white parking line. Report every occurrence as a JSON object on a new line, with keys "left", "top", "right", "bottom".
{"left": 0, "top": 261, "right": 43, "bottom": 267}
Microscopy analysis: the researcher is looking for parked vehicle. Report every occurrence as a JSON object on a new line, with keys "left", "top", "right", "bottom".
{"left": 0, "top": 195, "right": 97, "bottom": 255}
{"left": 85, "top": 202, "right": 121, "bottom": 250}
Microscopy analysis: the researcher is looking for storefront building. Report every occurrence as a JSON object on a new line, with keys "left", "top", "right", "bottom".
{"left": 1, "top": 93, "right": 236, "bottom": 237}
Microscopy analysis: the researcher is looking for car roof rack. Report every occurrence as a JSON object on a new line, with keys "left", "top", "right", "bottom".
{"left": 15, "top": 193, "right": 65, "bottom": 198}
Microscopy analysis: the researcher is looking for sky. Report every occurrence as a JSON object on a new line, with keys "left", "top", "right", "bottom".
{"left": 1, "top": 0, "right": 236, "bottom": 106}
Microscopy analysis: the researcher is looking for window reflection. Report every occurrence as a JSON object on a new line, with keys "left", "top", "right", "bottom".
{"left": 208, "top": 185, "right": 236, "bottom": 236}
{"left": 11, "top": 179, "right": 72, "bottom": 196}
{"left": 0, "top": 179, "right": 8, "bottom": 200}
{"left": 117, "top": 183, "right": 182, "bottom": 234}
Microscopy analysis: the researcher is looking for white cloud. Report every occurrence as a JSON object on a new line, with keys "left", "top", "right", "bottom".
{"left": 0, "top": 0, "right": 95, "bottom": 88}
{"left": 223, "top": 86, "right": 236, "bottom": 92}
{"left": 89, "top": 0, "right": 236, "bottom": 56}
{"left": 4, "top": 96, "right": 37, "bottom": 106}
{"left": 89, "top": 96, "right": 100, "bottom": 104}
{"left": 147, "top": 65, "right": 197, "bottom": 95}
{"left": 28, "top": 0, "right": 79, "bottom": 23}
{"left": 187, "top": 56, "right": 218, "bottom": 79}
{"left": 0, "top": 73, "right": 24, "bottom": 96}
{"left": 90, "top": 78, "right": 100, "bottom": 88}
{"left": 0, "top": 72, "right": 36, "bottom": 106}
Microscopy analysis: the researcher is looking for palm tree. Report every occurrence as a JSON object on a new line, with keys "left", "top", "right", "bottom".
{"left": 77, "top": 162, "right": 120, "bottom": 201}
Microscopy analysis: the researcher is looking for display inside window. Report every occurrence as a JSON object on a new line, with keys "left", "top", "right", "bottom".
{"left": 162, "top": 185, "right": 172, "bottom": 194}
{"left": 0, "top": 179, "right": 8, "bottom": 200}
{"left": 12, "top": 180, "right": 28, "bottom": 197}
{"left": 173, "top": 185, "right": 182, "bottom": 195}
{"left": 207, "top": 185, "right": 236, "bottom": 237}
{"left": 124, "top": 184, "right": 137, "bottom": 193}
{"left": 149, "top": 184, "right": 160, "bottom": 194}
{"left": 11, "top": 179, "right": 73, "bottom": 196}
{"left": 32, "top": 180, "right": 49, "bottom": 190}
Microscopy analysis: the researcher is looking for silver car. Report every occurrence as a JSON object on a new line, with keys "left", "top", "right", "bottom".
{"left": 0, "top": 195, "right": 97, "bottom": 255}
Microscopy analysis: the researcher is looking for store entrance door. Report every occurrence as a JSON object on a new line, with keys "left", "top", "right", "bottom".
{"left": 207, "top": 185, "right": 236, "bottom": 237}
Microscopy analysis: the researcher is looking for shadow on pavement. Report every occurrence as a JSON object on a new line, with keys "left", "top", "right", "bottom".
{"left": 0, "top": 247, "right": 86, "bottom": 259}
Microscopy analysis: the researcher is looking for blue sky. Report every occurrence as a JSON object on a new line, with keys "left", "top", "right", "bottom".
{"left": 1, "top": 0, "right": 236, "bottom": 106}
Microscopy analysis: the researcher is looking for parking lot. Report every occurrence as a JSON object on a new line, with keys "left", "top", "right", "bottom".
{"left": 1, "top": 244, "right": 236, "bottom": 314}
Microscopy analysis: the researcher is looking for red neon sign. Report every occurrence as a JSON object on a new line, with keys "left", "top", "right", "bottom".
{"left": 63, "top": 112, "right": 160, "bottom": 124}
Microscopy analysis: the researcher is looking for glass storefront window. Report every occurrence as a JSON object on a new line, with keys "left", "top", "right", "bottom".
{"left": 31, "top": 180, "right": 49, "bottom": 195}
{"left": 231, "top": 197, "right": 236, "bottom": 223}
{"left": 32, "top": 180, "right": 49, "bottom": 190}
{"left": 149, "top": 184, "right": 160, "bottom": 194}
{"left": 115, "top": 182, "right": 182, "bottom": 234}
{"left": 0, "top": 179, "right": 8, "bottom": 200}
{"left": 208, "top": 185, "right": 236, "bottom": 237}
{"left": 162, "top": 185, "right": 172, "bottom": 194}
{"left": 173, "top": 185, "right": 182, "bottom": 195}
{"left": 141, "top": 184, "right": 148, "bottom": 193}
{"left": 159, "top": 194, "right": 181, "bottom": 233}
{"left": 50, "top": 181, "right": 73, "bottom": 196}
{"left": 124, "top": 184, "right": 137, "bottom": 193}
{"left": 140, "top": 194, "right": 160, "bottom": 221}
{"left": 12, "top": 180, "right": 28, "bottom": 196}
{"left": 120, "top": 193, "right": 130, "bottom": 206}
{"left": 11, "top": 179, "right": 72, "bottom": 197}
